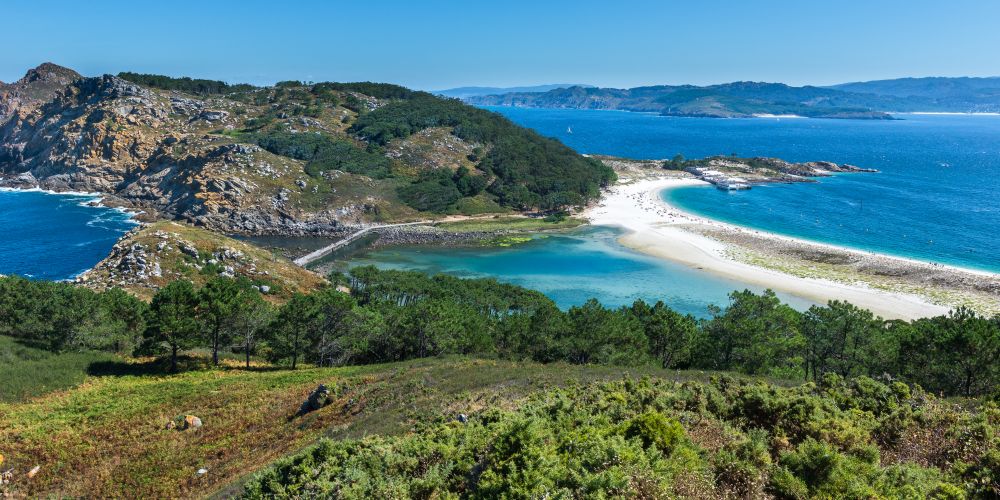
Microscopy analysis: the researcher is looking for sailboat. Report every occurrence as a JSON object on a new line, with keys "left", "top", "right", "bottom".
{"left": 566, "top": 126, "right": 573, "bottom": 134}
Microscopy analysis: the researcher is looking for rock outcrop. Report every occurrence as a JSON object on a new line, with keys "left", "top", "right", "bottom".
{"left": 0, "top": 62, "right": 81, "bottom": 123}
{"left": 78, "top": 221, "right": 327, "bottom": 300}
{"left": 0, "top": 64, "right": 427, "bottom": 236}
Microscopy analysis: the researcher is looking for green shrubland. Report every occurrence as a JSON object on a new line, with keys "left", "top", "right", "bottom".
{"left": 1, "top": 267, "right": 998, "bottom": 497}
{"left": 244, "top": 375, "right": 999, "bottom": 498}
{"left": 347, "top": 91, "right": 616, "bottom": 211}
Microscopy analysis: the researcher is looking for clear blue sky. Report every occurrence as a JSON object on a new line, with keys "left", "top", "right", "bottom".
{"left": 4, "top": 0, "right": 998, "bottom": 89}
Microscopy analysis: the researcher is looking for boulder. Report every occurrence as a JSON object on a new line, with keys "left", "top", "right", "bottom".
{"left": 183, "top": 415, "right": 203, "bottom": 429}
{"left": 198, "top": 110, "right": 229, "bottom": 122}
{"left": 298, "top": 384, "right": 333, "bottom": 415}
{"left": 167, "top": 414, "right": 203, "bottom": 430}
{"left": 180, "top": 244, "right": 199, "bottom": 258}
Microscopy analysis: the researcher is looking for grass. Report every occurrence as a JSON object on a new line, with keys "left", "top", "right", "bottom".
{"left": 452, "top": 193, "right": 511, "bottom": 216}
{"left": 0, "top": 336, "right": 118, "bottom": 404}
{"left": 0, "top": 355, "right": 735, "bottom": 498}
{"left": 434, "top": 216, "right": 586, "bottom": 233}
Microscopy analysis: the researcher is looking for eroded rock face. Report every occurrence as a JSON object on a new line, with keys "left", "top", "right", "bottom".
{"left": 0, "top": 62, "right": 82, "bottom": 124}
{"left": 0, "top": 65, "right": 389, "bottom": 236}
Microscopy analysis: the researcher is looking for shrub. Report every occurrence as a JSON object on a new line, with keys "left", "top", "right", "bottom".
{"left": 623, "top": 411, "right": 685, "bottom": 453}
{"left": 252, "top": 128, "right": 392, "bottom": 179}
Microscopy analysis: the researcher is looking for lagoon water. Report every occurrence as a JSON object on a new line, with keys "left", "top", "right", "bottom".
{"left": 347, "top": 227, "right": 813, "bottom": 317}
{"left": 489, "top": 107, "right": 1000, "bottom": 273}
{"left": 0, "top": 189, "right": 137, "bottom": 281}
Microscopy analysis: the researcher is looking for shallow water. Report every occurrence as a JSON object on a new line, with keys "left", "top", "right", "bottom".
{"left": 346, "top": 227, "right": 814, "bottom": 317}
{"left": 0, "top": 189, "right": 138, "bottom": 280}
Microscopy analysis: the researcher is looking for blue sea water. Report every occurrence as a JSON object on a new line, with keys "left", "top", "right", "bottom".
{"left": 348, "top": 109, "right": 999, "bottom": 314}
{"left": 348, "top": 227, "right": 813, "bottom": 317}
{"left": 487, "top": 107, "right": 1000, "bottom": 273}
{"left": 0, "top": 189, "right": 138, "bottom": 281}
{"left": 7, "top": 107, "right": 995, "bottom": 316}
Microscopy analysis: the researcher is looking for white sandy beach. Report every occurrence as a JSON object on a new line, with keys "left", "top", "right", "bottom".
{"left": 584, "top": 177, "right": 954, "bottom": 320}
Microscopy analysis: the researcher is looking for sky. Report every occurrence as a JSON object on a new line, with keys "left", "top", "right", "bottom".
{"left": 4, "top": 0, "right": 999, "bottom": 90}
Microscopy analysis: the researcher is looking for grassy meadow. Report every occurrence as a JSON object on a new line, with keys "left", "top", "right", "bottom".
{"left": 0, "top": 335, "right": 117, "bottom": 404}
{"left": 0, "top": 350, "right": 710, "bottom": 497}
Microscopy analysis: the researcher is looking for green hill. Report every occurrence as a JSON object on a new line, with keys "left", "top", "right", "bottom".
{"left": 0, "top": 65, "right": 614, "bottom": 236}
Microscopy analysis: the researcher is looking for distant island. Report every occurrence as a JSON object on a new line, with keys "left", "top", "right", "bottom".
{"left": 434, "top": 83, "right": 593, "bottom": 99}
{"left": 467, "top": 76, "right": 1000, "bottom": 119}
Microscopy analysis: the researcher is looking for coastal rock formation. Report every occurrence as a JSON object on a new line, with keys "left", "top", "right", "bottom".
{"left": 0, "top": 68, "right": 369, "bottom": 235}
{"left": 0, "top": 64, "right": 616, "bottom": 237}
{"left": 0, "top": 65, "right": 454, "bottom": 235}
{"left": 673, "top": 155, "right": 877, "bottom": 187}
{"left": 78, "top": 221, "right": 326, "bottom": 300}
{"left": 596, "top": 154, "right": 877, "bottom": 188}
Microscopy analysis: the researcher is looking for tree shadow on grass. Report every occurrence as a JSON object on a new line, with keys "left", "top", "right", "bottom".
{"left": 87, "top": 355, "right": 286, "bottom": 377}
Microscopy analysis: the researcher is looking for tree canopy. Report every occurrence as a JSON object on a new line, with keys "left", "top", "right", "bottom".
{"left": 1, "top": 270, "right": 997, "bottom": 397}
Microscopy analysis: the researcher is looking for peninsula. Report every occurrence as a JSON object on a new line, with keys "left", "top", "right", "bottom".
{"left": 585, "top": 157, "right": 1000, "bottom": 319}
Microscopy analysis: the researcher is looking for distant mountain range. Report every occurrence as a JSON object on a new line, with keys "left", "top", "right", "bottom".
{"left": 435, "top": 84, "right": 593, "bottom": 99}
{"left": 828, "top": 76, "right": 1000, "bottom": 98}
{"left": 466, "top": 77, "right": 1000, "bottom": 119}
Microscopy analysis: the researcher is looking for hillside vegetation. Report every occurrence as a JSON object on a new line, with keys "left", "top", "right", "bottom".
{"left": 139, "top": 74, "right": 614, "bottom": 213}
{"left": 246, "top": 374, "right": 999, "bottom": 498}
{"left": 0, "top": 354, "right": 995, "bottom": 498}
{"left": 0, "top": 335, "right": 117, "bottom": 403}
{"left": 0, "top": 356, "right": 721, "bottom": 497}
{"left": 0, "top": 267, "right": 997, "bottom": 497}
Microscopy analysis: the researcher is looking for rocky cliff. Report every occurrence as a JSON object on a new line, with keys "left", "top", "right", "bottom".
{"left": 0, "top": 64, "right": 501, "bottom": 235}
{"left": 0, "top": 62, "right": 81, "bottom": 122}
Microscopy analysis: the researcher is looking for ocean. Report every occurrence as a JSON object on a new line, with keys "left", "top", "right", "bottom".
{"left": 5, "top": 109, "right": 995, "bottom": 315}
{"left": 0, "top": 189, "right": 138, "bottom": 281}
{"left": 486, "top": 107, "right": 1000, "bottom": 273}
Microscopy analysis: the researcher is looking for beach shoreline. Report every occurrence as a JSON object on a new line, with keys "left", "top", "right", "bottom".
{"left": 583, "top": 174, "right": 1000, "bottom": 320}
